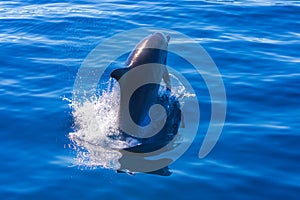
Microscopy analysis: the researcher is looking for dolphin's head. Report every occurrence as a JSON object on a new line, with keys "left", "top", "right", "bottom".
{"left": 111, "top": 32, "right": 170, "bottom": 81}
{"left": 125, "top": 32, "right": 170, "bottom": 68}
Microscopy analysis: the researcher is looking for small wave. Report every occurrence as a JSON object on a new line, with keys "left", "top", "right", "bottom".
{"left": 225, "top": 122, "right": 290, "bottom": 130}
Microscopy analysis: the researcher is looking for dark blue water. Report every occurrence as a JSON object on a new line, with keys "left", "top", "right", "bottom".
{"left": 1, "top": 0, "right": 299, "bottom": 199}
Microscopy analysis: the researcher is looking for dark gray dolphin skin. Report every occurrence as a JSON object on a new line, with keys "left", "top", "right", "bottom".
{"left": 111, "top": 32, "right": 171, "bottom": 127}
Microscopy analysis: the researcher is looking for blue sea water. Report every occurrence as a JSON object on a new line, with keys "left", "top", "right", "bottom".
{"left": 1, "top": 0, "right": 299, "bottom": 199}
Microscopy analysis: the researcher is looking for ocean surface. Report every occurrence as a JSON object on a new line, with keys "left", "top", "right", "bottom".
{"left": 1, "top": 0, "right": 299, "bottom": 199}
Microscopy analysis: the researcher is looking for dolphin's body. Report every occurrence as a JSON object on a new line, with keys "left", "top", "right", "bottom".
{"left": 110, "top": 33, "right": 181, "bottom": 153}
{"left": 111, "top": 32, "right": 172, "bottom": 128}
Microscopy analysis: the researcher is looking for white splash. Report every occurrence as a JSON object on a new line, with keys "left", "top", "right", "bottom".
{"left": 68, "top": 75, "right": 191, "bottom": 170}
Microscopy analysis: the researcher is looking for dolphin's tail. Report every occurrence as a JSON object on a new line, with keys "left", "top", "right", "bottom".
{"left": 110, "top": 68, "right": 130, "bottom": 81}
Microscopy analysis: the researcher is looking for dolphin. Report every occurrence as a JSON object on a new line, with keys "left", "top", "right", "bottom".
{"left": 110, "top": 32, "right": 172, "bottom": 134}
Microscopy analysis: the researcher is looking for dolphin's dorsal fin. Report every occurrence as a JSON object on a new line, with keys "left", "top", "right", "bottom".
{"left": 110, "top": 68, "right": 130, "bottom": 81}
